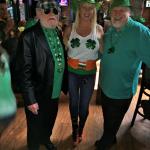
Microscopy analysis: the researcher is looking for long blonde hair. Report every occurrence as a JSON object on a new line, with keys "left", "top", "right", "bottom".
{"left": 74, "top": 3, "right": 97, "bottom": 31}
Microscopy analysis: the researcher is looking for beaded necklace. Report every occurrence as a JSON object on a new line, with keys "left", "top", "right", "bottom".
{"left": 108, "top": 29, "right": 123, "bottom": 54}
{"left": 108, "top": 32, "right": 116, "bottom": 54}
{"left": 43, "top": 28, "right": 64, "bottom": 73}
{"left": 108, "top": 21, "right": 129, "bottom": 54}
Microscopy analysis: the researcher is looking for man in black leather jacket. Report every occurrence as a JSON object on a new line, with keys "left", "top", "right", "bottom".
{"left": 16, "top": 0, "right": 67, "bottom": 150}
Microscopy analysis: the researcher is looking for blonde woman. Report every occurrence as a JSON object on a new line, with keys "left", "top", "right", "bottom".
{"left": 63, "top": 0, "right": 103, "bottom": 146}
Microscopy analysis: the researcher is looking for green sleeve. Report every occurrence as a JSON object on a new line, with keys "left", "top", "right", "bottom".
{"left": 137, "top": 26, "right": 150, "bottom": 67}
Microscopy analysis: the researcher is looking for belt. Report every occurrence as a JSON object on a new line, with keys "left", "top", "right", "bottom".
{"left": 68, "top": 58, "right": 96, "bottom": 71}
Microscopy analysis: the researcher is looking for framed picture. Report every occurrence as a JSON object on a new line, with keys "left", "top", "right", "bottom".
{"left": 145, "top": 0, "right": 150, "bottom": 8}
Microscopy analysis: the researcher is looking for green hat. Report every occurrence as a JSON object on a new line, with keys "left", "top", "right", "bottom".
{"left": 72, "top": 0, "right": 99, "bottom": 13}
{"left": 81, "top": 0, "right": 96, "bottom": 4}
{"left": 110, "top": 0, "right": 131, "bottom": 9}
{"left": 36, "top": 0, "right": 59, "bottom": 9}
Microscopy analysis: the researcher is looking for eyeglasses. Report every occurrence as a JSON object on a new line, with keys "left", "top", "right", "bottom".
{"left": 44, "top": 8, "right": 59, "bottom": 15}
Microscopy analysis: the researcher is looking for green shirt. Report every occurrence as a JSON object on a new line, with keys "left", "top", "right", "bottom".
{"left": 0, "top": 53, "right": 16, "bottom": 118}
{"left": 43, "top": 28, "right": 65, "bottom": 99}
{"left": 100, "top": 17, "right": 150, "bottom": 99}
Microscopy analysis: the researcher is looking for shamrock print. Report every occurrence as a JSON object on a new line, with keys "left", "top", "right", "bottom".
{"left": 108, "top": 47, "right": 115, "bottom": 54}
{"left": 86, "top": 39, "right": 96, "bottom": 50}
{"left": 70, "top": 38, "right": 80, "bottom": 48}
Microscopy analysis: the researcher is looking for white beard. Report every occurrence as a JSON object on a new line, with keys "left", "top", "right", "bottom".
{"left": 111, "top": 15, "right": 129, "bottom": 30}
{"left": 111, "top": 21, "right": 124, "bottom": 29}
{"left": 41, "top": 19, "right": 58, "bottom": 28}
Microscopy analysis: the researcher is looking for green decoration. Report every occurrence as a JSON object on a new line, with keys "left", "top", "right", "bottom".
{"left": 25, "top": 18, "right": 37, "bottom": 29}
{"left": 44, "top": 28, "right": 64, "bottom": 73}
{"left": 86, "top": 39, "right": 96, "bottom": 50}
{"left": 108, "top": 47, "right": 115, "bottom": 54}
{"left": 133, "top": 16, "right": 146, "bottom": 24}
{"left": 71, "top": 38, "right": 80, "bottom": 48}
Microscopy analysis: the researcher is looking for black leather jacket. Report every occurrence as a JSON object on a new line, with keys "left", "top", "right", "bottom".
{"left": 16, "top": 22, "right": 68, "bottom": 106}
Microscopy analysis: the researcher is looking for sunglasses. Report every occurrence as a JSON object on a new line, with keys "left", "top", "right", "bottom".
{"left": 43, "top": 7, "right": 59, "bottom": 15}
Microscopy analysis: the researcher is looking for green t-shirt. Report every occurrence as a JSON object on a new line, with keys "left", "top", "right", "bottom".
{"left": 100, "top": 17, "right": 150, "bottom": 99}
{"left": 0, "top": 53, "right": 16, "bottom": 118}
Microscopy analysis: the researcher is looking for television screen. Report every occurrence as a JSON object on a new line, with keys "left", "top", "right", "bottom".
{"left": 59, "top": 0, "right": 68, "bottom": 6}
{"left": 145, "top": 0, "right": 150, "bottom": 7}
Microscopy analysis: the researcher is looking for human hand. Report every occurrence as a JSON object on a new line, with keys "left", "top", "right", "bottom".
{"left": 27, "top": 103, "right": 39, "bottom": 115}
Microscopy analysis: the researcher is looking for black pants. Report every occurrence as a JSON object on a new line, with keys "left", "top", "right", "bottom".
{"left": 0, "top": 114, "right": 15, "bottom": 134}
{"left": 25, "top": 98, "right": 58, "bottom": 150}
{"left": 100, "top": 90, "right": 132, "bottom": 143}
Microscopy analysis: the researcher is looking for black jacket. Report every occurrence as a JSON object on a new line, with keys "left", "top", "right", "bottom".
{"left": 16, "top": 22, "right": 68, "bottom": 106}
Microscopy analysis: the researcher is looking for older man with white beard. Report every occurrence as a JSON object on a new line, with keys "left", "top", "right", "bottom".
{"left": 16, "top": 0, "right": 67, "bottom": 150}
{"left": 95, "top": 0, "right": 150, "bottom": 150}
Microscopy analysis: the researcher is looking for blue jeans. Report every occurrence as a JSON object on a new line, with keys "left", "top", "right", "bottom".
{"left": 68, "top": 72, "right": 95, "bottom": 136}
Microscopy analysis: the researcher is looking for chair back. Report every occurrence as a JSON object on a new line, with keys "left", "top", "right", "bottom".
{"left": 142, "top": 63, "right": 150, "bottom": 89}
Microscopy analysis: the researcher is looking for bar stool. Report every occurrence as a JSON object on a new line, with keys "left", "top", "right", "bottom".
{"left": 130, "top": 63, "right": 150, "bottom": 127}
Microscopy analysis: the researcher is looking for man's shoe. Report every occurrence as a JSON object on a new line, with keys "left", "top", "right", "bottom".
{"left": 43, "top": 141, "right": 57, "bottom": 150}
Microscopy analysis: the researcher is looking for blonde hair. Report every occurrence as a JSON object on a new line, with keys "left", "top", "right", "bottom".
{"left": 74, "top": 3, "right": 97, "bottom": 31}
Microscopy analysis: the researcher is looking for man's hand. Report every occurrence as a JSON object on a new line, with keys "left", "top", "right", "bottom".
{"left": 27, "top": 103, "right": 39, "bottom": 115}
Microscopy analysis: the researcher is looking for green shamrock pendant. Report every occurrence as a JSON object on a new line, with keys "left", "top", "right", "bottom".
{"left": 70, "top": 38, "right": 80, "bottom": 48}
{"left": 108, "top": 47, "right": 115, "bottom": 54}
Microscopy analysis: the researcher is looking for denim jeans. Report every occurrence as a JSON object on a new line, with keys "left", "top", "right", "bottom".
{"left": 68, "top": 72, "right": 95, "bottom": 134}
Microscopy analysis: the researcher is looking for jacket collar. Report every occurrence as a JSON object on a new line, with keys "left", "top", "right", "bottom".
{"left": 34, "top": 21, "right": 51, "bottom": 53}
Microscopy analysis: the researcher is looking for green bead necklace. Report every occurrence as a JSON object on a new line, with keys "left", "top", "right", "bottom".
{"left": 44, "top": 28, "right": 64, "bottom": 73}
